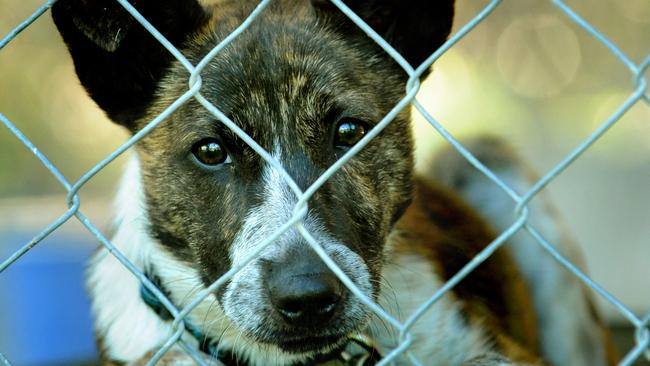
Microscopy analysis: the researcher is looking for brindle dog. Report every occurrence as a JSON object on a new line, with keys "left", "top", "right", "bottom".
{"left": 52, "top": 1, "right": 615, "bottom": 365}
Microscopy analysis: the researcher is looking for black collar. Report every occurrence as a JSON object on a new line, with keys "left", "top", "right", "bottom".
{"left": 140, "top": 269, "right": 382, "bottom": 366}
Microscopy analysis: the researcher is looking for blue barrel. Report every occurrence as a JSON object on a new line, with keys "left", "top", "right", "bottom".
{"left": 0, "top": 230, "right": 99, "bottom": 365}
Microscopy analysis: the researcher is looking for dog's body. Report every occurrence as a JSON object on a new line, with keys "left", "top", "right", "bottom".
{"left": 52, "top": 1, "right": 615, "bottom": 365}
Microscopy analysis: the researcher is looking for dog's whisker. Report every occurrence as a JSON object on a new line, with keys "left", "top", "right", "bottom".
{"left": 231, "top": 329, "right": 247, "bottom": 366}
{"left": 177, "top": 284, "right": 205, "bottom": 313}
{"left": 160, "top": 276, "right": 202, "bottom": 285}
{"left": 200, "top": 297, "right": 220, "bottom": 331}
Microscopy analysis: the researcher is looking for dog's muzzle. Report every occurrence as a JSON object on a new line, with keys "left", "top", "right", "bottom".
{"left": 140, "top": 268, "right": 383, "bottom": 365}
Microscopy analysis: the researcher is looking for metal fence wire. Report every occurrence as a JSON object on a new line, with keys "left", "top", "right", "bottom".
{"left": 1, "top": 0, "right": 649, "bottom": 365}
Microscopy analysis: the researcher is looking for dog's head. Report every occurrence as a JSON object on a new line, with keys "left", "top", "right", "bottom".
{"left": 54, "top": 0, "right": 453, "bottom": 361}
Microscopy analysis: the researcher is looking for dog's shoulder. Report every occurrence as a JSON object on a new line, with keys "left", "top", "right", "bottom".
{"left": 379, "top": 177, "right": 540, "bottom": 362}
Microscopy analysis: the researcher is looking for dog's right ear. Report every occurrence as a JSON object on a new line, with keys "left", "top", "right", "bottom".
{"left": 52, "top": 0, "right": 209, "bottom": 130}
{"left": 312, "top": 0, "right": 455, "bottom": 79}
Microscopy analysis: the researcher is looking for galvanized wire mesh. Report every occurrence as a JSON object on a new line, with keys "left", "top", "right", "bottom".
{"left": 1, "top": 0, "right": 648, "bottom": 365}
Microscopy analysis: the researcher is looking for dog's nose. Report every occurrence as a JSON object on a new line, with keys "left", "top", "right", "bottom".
{"left": 266, "top": 257, "right": 343, "bottom": 326}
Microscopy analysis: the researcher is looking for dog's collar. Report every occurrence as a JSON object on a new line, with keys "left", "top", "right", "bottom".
{"left": 140, "top": 269, "right": 383, "bottom": 366}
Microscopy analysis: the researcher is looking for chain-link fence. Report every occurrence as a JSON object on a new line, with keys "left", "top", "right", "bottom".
{"left": 1, "top": 0, "right": 648, "bottom": 365}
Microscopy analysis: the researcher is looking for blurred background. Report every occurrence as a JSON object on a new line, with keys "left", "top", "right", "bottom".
{"left": 1, "top": 0, "right": 648, "bottom": 365}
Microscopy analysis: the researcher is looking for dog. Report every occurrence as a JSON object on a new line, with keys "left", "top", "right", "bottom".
{"left": 52, "top": 0, "right": 617, "bottom": 365}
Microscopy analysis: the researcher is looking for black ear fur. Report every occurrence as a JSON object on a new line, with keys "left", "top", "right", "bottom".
{"left": 52, "top": 0, "right": 208, "bottom": 129}
{"left": 314, "top": 0, "right": 455, "bottom": 78}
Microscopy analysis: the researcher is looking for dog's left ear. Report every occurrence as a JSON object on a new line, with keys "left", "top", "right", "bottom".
{"left": 313, "top": 0, "right": 455, "bottom": 76}
{"left": 52, "top": 0, "right": 209, "bottom": 129}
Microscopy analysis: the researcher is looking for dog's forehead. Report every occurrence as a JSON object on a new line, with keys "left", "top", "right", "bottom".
{"left": 201, "top": 21, "right": 360, "bottom": 108}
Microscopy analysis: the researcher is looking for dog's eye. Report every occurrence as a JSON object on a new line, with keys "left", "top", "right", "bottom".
{"left": 191, "top": 139, "right": 231, "bottom": 167}
{"left": 334, "top": 119, "right": 367, "bottom": 147}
